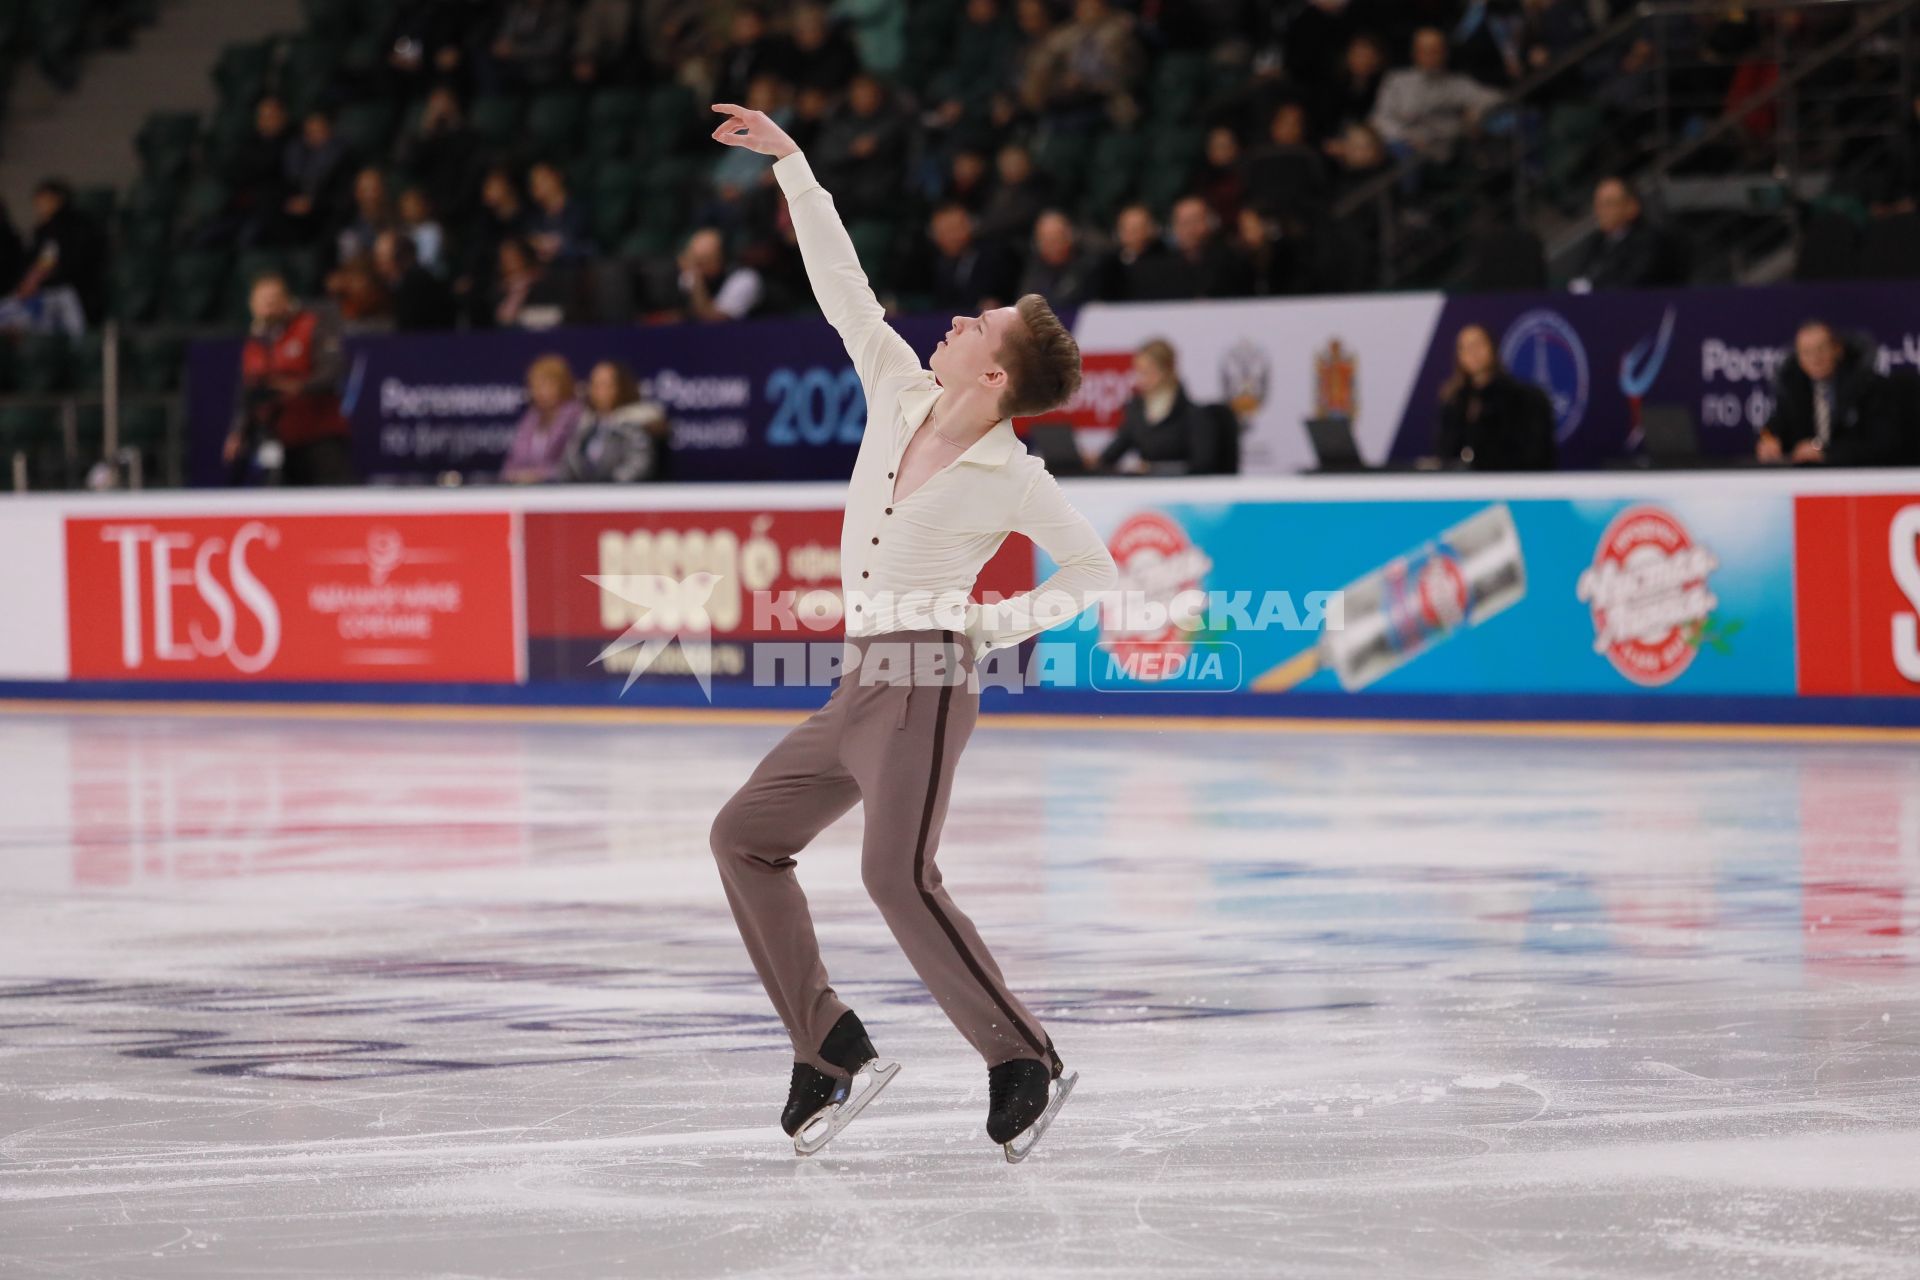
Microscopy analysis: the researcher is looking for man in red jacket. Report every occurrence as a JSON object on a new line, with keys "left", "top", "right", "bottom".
{"left": 225, "top": 274, "right": 355, "bottom": 486}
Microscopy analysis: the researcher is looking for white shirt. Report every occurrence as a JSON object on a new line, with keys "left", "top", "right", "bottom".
{"left": 773, "top": 151, "right": 1118, "bottom": 659}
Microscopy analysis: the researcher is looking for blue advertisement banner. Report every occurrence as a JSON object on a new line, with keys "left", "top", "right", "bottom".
{"left": 1036, "top": 493, "right": 1797, "bottom": 698}
{"left": 1390, "top": 281, "right": 1920, "bottom": 469}
{"left": 186, "top": 311, "right": 965, "bottom": 486}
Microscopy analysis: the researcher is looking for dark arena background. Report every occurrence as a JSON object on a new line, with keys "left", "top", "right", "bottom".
{"left": 2, "top": 2, "right": 1919, "bottom": 1277}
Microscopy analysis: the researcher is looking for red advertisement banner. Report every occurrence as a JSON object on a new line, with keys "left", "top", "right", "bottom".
{"left": 65, "top": 513, "right": 519, "bottom": 682}
{"left": 522, "top": 508, "right": 1034, "bottom": 683}
{"left": 1795, "top": 494, "right": 1920, "bottom": 697}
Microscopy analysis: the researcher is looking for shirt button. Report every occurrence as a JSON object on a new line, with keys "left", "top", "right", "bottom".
{"left": 853, "top": 604, "right": 861, "bottom": 612}
{"left": 885, "top": 507, "right": 893, "bottom": 515}
{"left": 871, "top": 536, "right": 879, "bottom": 545}
{"left": 887, "top": 471, "right": 894, "bottom": 478}
{"left": 861, "top": 571, "right": 869, "bottom": 578}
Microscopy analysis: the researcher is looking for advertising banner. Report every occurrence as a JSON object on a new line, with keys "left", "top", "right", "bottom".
{"left": 186, "top": 312, "right": 960, "bottom": 487}
{"left": 1795, "top": 493, "right": 1920, "bottom": 697}
{"left": 1070, "top": 294, "right": 1448, "bottom": 474}
{"left": 521, "top": 507, "right": 1038, "bottom": 687}
{"left": 1389, "top": 281, "right": 1920, "bottom": 469}
{"left": 1032, "top": 492, "right": 1797, "bottom": 698}
{"left": 65, "top": 512, "right": 519, "bottom": 682}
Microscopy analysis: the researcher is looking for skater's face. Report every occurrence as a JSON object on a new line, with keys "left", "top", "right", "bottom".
{"left": 930, "top": 306, "right": 1015, "bottom": 397}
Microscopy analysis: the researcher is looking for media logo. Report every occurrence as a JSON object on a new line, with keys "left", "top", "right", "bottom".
{"left": 1501, "top": 309, "right": 1590, "bottom": 441}
{"left": 1575, "top": 505, "right": 1722, "bottom": 687}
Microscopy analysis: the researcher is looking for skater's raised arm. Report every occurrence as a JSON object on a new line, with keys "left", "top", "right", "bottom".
{"left": 710, "top": 104, "right": 921, "bottom": 393}
{"left": 967, "top": 469, "right": 1118, "bottom": 658}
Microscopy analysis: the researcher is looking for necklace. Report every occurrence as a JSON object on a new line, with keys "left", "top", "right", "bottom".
{"left": 927, "top": 407, "right": 970, "bottom": 449}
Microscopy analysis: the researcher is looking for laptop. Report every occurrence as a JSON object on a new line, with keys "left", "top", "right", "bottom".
{"left": 1025, "top": 422, "right": 1087, "bottom": 477}
{"left": 1305, "top": 415, "right": 1364, "bottom": 472}
{"left": 1640, "top": 403, "right": 1700, "bottom": 467}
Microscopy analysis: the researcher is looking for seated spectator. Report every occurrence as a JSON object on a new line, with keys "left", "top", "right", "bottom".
{"left": 923, "top": 204, "right": 1018, "bottom": 312}
{"left": 1433, "top": 324, "right": 1556, "bottom": 471}
{"left": 324, "top": 255, "right": 391, "bottom": 331}
{"left": 527, "top": 162, "right": 591, "bottom": 264}
{"left": 1094, "top": 339, "right": 1223, "bottom": 474}
{"left": 944, "top": 149, "right": 993, "bottom": 216}
{"left": 1196, "top": 127, "right": 1248, "bottom": 227}
{"left": 0, "top": 179, "right": 105, "bottom": 336}
{"left": 815, "top": 74, "right": 909, "bottom": 219}
{"left": 707, "top": 75, "right": 791, "bottom": 224}
{"left": 1243, "top": 102, "right": 1329, "bottom": 222}
{"left": 713, "top": 5, "right": 796, "bottom": 107}
{"left": 978, "top": 142, "right": 1050, "bottom": 243}
{"left": 224, "top": 273, "right": 354, "bottom": 486}
{"left": 572, "top": 0, "right": 635, "bottom": 85}
{"left": 1019, "top": 210, "right": 1096, "bottom": 308}
{"left": 282, "top": 110, "right": 352, "bottom": 245}
{"left": 565, "top": 360, "right": 670, "bottom": 483}
{"left": 397, "top": 187, "right": 446, "bottom": 274}
{"left": 788, "top": 2, "right": 861, "bottom": 96}
{"left": 677, "top": 227, "right": 764, "bottom": 322}
{"left": 482, "top": 0, "right": 573, "bottom": 92}
{"left": 1023, "top": 0, "right": 1144, "bottom": 129}
{"left": 1231, "top": 207, "right": 1304, "bottom": 297}
{"left": 1371, "top": 26, "right": 1503, "bottom": 166}
{"left": 1756, "top": 321, "right": 1900, "bottom": 466}
{"left": 223, "top": 95, "right": 291, "bottom": 247}
{"left": 336, "top": 167, "right": 395, "bottom": 266}
{"left": 493, "top": 237, "right": 568, "bottom": 329}
{"left": 373, "top": 230, "right": 456, "bottom": 331}
{"left": 1330, "top": 122, "right": 1393, "bottom": 197}
{"left": 1312, "top": 34, "right": 1387, "bottom": 140}
{"left": 1130, "top": 196, "right": 1251, "bottom": 301}
{"left": 397, "top": 86, "right": 480, "bottom": 219}
{"left": 927, "top": 0, "right": 1020, "bottom": 135}
{"left": 502, "top": 354, "right": 584, "bottom": 484}
{"left": 1093, "top": 203, "right": 1170, "bottom": 302}
{"left": 1568, "top": 176, "right": 1689, "bottom": 290}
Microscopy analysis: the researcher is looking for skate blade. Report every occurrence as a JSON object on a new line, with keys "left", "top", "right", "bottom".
{"left": 793, "top": 1058, "right": 900, "bottom": 1157}
{"left": 1003, "top": 1069, "right": 1078, "bottom": 1164}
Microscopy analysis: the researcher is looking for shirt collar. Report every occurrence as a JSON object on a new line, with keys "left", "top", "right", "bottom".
{"left": 904, "top": 383, "right": 1019, "bottom": 468}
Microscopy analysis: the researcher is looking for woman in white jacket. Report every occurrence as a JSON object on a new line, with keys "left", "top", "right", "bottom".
{"left": 563, "top": 360, "right": 669, "bottom": 483}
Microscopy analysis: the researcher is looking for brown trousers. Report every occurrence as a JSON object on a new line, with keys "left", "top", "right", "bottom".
{"left": 710, "top": 630, "right": 1052, "bottom": 1076}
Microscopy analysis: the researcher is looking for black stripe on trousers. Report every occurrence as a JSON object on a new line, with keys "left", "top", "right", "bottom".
{"left": 911, "top": 631, "right": 1047, "bottom": 1060}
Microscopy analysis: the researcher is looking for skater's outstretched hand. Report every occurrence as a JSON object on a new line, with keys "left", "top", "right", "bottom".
{"left": 710, "top": 105, "right": 798, "bottom": 160}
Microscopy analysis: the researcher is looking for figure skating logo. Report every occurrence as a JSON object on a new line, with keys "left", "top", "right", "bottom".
{"left": 1500, "top": 309, "right": 1589, "bottom": 442}
{"left": 1575, "top": 506, "right": 1722, "bottom": 687}
{"left": 1098, "top": 512, "right": 1212, "bottom": 681}
{"left": 1314, "top": 338, "right": 1357, "bottom": 420}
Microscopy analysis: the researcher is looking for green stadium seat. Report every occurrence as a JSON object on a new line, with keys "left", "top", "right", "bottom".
{"left": 165, "top": 251, "right": 232, "bottom": 324}
{"left": 283, "top": 246, "right": 325, "bottom": 296}
{"left": 136, "top": 111, "right": 201, "bottom": 184}
{"left": 848, "top": 220, "right": 895, "bottom": 287}
{"left": 276, "top": 36, "right": 340, "bottom": 116}
{"left": 1031, "top": 132, "right": 1094, "bottom": 206}
{"left": 527, "top": 90, "right": 586, "bottom": 158}
{"left": 0, "top": 407, "right": 63, "bottom": 486}
{"left": 1148, "top": 52, "right": 1210, "bottom": 126}
{"left": 212, "top": 39, "right": 274, "bottom": 111}
{"left": 125, "top": 332, "right": 185, "bottom": 393}
{"left": 1082, "top": 131, "right": 1145, "bottom": 225}
{"left": 587, "top": 87, "right": 647, "bottom": 160}
{"left": 72, "top": 185, "right": 117, "bottom": 227}
{"left": 119, "top": 403, "right": 175, "bottom": 485}
{"left": 591, "top": 160, "right": 645, "bottom": 247}
{"left": 470, "top": 95, "right": 524, "bottom": 149}
{"left": 111, "top": 257, "right": 164, "bottom": 324}
{"left": 178, "top": 175, "right": 231, "bottom": 231}
{"left": 642, "top": 83, "right": 696, "bottom": 153}
{"left": 14, "top": 333, "right": 71, "bottom": 393}
{"left": 334, "top": 100, "right": 397, "bottom": 161}
{"left": 72, "top": 333, "right": 106, "bottom": 392}
{"left": 299, "top": 0, "right": 360, "bottom": 41}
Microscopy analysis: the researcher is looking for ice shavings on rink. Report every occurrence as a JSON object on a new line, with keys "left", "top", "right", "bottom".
{"left": 1, "top": 709, "right": 1917, "bottom": 1278}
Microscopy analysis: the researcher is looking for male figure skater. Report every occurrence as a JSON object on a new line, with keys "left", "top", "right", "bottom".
{"left": 707, "top": 104, "right": 1117, "bottom": 1159}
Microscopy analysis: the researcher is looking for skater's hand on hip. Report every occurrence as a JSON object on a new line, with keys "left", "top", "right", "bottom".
{"left": 711, "top": 105, "right": 798, "bottom": 159}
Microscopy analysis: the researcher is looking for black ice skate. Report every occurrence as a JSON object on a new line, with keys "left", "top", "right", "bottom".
{"left": 782, "top": 1010, "right": 900, "bottom": 1156}
{"left": 987, "top": 1042, "right": 1077, "bottom": 1163}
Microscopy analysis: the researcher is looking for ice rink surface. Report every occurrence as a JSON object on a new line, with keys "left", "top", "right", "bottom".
{"left": 1, "top": 706, "right": 1917, "bottom": 1279}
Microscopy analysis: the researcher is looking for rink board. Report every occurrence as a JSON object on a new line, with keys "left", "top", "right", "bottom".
{"left": 2, "top": 470, "right": 1917, "bottom": 724}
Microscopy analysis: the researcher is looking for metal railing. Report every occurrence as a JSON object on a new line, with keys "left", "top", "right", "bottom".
{"left": 1, "top": 322, "right": 189, "bottom": 492}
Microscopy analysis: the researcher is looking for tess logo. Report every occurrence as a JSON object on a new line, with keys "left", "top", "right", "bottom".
{"left": 96, "top": 522, "right": 283, "bottom": 673}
